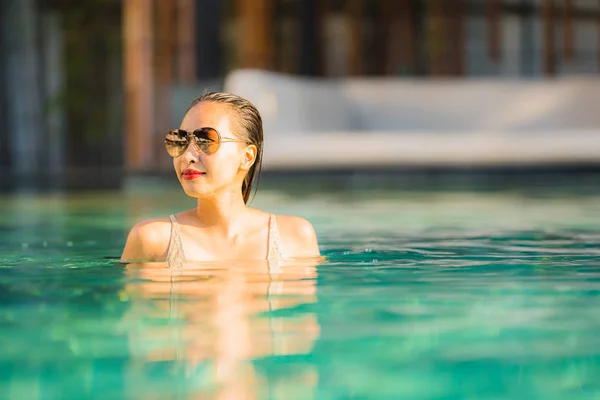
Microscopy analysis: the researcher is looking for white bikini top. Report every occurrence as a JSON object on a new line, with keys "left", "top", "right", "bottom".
{"left": 165, "top": 214, "right": 284, "bottom": 269}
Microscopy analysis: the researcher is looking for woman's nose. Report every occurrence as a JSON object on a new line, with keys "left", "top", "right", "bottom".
{"left": 181, "top": 141, "right": 201, "bottom": 163}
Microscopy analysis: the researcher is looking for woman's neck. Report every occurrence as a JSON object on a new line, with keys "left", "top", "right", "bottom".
{"left": 193, "top": 191, "right": 248, "bottom": 231}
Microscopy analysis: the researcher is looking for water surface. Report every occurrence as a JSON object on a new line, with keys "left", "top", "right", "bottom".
{"left": 1, "top": 179, "right": 600, "bottom": 399}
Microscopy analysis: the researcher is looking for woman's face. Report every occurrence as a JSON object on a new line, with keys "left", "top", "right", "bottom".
{"left": 174, "top": 102, "right": 248, "bottom": 198}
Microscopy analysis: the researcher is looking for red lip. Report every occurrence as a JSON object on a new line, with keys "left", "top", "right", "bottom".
{"left": 182, "top": 169, "right": 205, "bottom": 180}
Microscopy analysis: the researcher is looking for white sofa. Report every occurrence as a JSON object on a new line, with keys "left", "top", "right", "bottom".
{"left": 224, "top": 69, "right": 600, "bottom": 170}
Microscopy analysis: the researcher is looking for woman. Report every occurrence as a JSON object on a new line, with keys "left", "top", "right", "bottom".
{"left": 121, "top": 92, "right": 320, "bottom": 266}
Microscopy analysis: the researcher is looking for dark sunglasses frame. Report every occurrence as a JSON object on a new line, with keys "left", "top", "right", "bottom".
{"left": 165, "top": 128, "right": 247, "bottom": 158}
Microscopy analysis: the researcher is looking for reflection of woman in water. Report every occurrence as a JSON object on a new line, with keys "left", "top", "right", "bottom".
{"left": 121, "top": 260, "right": 320, "bottom": 399}
{"left": 121, "top": 92, "right": 320, "bottom": 267}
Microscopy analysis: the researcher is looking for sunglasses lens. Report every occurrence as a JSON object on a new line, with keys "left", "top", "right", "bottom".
{"left": 165, "top": 130, "right": 188, "bottom": 157}
{"left": 193, "top": 128, "right": 220, "bottom": 155}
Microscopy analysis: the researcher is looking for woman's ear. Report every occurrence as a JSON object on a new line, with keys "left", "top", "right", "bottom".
{"left": 241, "top": 144, "right": 257, "bottom": 171}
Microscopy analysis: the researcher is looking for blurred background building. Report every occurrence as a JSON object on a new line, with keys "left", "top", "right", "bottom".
{"left": 1, "top": 0, "right": 599, "bottom": 191}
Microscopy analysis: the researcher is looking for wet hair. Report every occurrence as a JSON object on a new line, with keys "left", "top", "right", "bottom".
{"left": 187, "top": 91, "right": 263, "bottom": 204}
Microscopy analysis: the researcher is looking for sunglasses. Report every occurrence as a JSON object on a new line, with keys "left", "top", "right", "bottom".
{"left": 165, "top": 128, "right": 247, "bottom": 158}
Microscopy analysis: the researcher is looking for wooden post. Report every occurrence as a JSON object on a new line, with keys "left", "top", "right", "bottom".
{"left": 371, "top": 0, "right": 387, "bottom": 75}
{"left": 176, "top": 0, "right": 196, "bottom": 83}
{"left": 542, "top": 0, "right": 556, "bottom": 76}
{"left": 155, "top": 0, "right": 174, "bottom": 165}
{"left": 449, "top": 0, "right": 465, "bottom": 75}
{"left": 299, "top": 0, "right": 321, "bottom": 76}
{"left": 520, "top": 0, "right": 535, "bottom": 76}
{"left": 347, "top": 0, "right": 364, "bottom": 75}
{"left": 400, "top": 0, "right": 415, "bottom": 74}
{"left": 598, "top": 0, "right": 600, "bottom": 73}
{"left": 238, "top": 0, "right": 273, "bottom": 69}
{"left": 383, "top": 0, "right": 414, "bottom": 75}
{"left": 486, "top": 0, "right": 502, "bottom": 64}
{"left": 562, "top": 0, "right": 574, "bottom": 60}
{"left": 314, "top": 0, "right": 329, "bottom": 76}
{"left": 427, "top": 0, "right": 445, "bottom": 75}
{"left": 380, "top": 0, "right": 395, "bottom": 75}
{"left": 3, "top": 0, "right": 44, "bottom": 176}
{"left": 123, "top": 0, "right": 154, "bottom": 171}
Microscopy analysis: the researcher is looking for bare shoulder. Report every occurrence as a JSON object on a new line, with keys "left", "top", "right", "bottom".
{"left": 120, "top": 216, "right": 173, "bottom": 262}
{"left": 274, "top": 215, "right": 320, "bottom": 258}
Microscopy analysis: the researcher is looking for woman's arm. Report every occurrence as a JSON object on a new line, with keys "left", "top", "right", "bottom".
{"left": 121, "top": 219, "right": 169, "bottom": 262}
{"left": 278, "top": 216, "right": 321, "bottom": 259}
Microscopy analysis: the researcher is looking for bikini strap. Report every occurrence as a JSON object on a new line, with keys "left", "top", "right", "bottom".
{"left": 267, "top": 214, "right": 284, "bottom": 260}
{"left": 166, "top": 214, "right": 185, "bottom": 269}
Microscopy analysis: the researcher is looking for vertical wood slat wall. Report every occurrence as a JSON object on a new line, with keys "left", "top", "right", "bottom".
{"left": 176, "top": 0, "right": 196, "bottom": 83}
{"left": 487, "top": 0, "right": 502, "bottom": 64}
{"left": 123, "top": 0, "right": 600, "bottom": 172}
{"left": 123, "top": 0, "right": 154, "bottom": 171}
{"left": 237, "top": 0, "right": 274, "bottom": 69}
{"left": 542, "top": 0, "right": 556, "bottom": 76}
{"left": 598, "top": 0, "right": 600, "bottom": 73}
{"left": 124, "top": 0, "right": 196, "bottom": 171}
{"left": 154, "top": 0, "right": 174, "bottom": 166}
{"left": 563, "top": 0, "right": 574, "bottom": 60}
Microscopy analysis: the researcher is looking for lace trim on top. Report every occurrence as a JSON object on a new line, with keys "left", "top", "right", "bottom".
{"left": 166, "top": 215, "right": 185, "bottom": 270}
{"left": 267, "top": 215, "right": 284, "bottom": 261}
{"left": 165, "top": 213, "right": 284, "bottom": 269}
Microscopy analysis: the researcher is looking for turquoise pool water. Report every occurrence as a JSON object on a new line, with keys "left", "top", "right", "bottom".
{"left": 1, "top": 177, "right": 600, "bottom": 399}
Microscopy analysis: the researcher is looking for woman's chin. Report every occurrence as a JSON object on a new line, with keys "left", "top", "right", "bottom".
{"left": 181, "top": 183, "right": 210, "bottom": 198}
